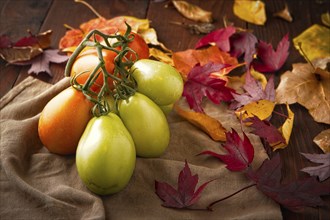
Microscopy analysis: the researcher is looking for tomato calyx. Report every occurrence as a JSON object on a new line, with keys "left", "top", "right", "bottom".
{"left": 65, "top": 23, "right": 140, "bottom": 117}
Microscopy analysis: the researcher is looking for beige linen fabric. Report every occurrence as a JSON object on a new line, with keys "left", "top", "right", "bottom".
{"left": 0, "top": 77, "right": 282, "bottom": 219}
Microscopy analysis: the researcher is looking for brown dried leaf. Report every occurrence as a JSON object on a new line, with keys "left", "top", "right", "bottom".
{"left": 0, "top": 47, "right": 42, "bottom": 63}
{"left": 273, "top": 3, "right": 293, "bottom": 22}
{"left": 321, "top": 12, "right": 330, "bottom": 27}
{"left": 174, "top": 101, "right": 226, "bottom": 142}
{"left": 313, "top": 129, "right": 330, "bottom": 153}
{"left": 172, "top": 0, "right": 213, "bottom": 23}
{"left": 276, "top": 58, "right": 330, "bottom": 124}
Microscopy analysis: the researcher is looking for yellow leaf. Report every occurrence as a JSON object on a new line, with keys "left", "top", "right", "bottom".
{"left": 149, "top": 48, "right": 173, "bottom": 66}
{"left": 313, "top": 129, "right": 330, "bottom": 153}
{"left": 174, "top": 103, "right": 226, "bottom": 142}
{"left": 172, "top": 0, "right": 213, "bottom": 23}
{"left": 271, "top": 104, "right": 294, "bottom": 150}
{"left": 236, "top": 99, "right": 275, "bottom": 122}
{"left": 139, "top": 28, "right": 171, "bottom": 52}
{"left": 293, "top": 24, "right": 330, "bottom": 62}
{"left": 233, "top": 0, "right": 266, "bottom": 25}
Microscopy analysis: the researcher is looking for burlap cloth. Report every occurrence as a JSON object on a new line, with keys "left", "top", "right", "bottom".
{"left": 0, "top": 76, "right": 282, "bottom": 219}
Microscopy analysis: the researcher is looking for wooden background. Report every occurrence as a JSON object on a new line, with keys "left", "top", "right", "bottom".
{"left": 0, "top": 0, "right": 329, "bottom": 219}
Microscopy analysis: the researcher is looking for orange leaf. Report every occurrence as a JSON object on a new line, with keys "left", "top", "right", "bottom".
{"left": 174, "top": 102, "right": 226, "bottom": 142}
{"left": 172, "top": 46, "right": 238, "bottom": 80}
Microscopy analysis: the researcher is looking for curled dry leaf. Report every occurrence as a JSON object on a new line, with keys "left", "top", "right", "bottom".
{"left": 293, "top": 24, "right": 330, "bottom": 62}
{"left": 170, "top": 21, "right": 215, "bottom": 35}
{"left": 313, "top": 129, "right": 330, "bottom": 153}
{"left": 174, "top": 101, "right": 226, "bottom": 142}
{"left": 321, "top": 12, "right": 330, "bottom": 27}
{"left": 233, "top": 0, "right": 266, "bottom": 25}
{"left": 273, "top": 3, "right": 293, "bottom": 22}
{"left": 275, "top": 58, "right": 330, "bottom": 124}
{"left": 149, "top": 48, "right": 173, "bottom": 66}
{"left": 172, "top": 0, "right": 213, "bottom": 23}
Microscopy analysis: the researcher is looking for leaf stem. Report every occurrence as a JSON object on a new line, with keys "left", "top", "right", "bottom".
{"left": 207, "top": 183, "right": 256, "bottom": 211}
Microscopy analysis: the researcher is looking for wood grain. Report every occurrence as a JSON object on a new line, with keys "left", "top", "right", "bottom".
{"left": 0, "top": 0, "right": 329, "bottom": 219}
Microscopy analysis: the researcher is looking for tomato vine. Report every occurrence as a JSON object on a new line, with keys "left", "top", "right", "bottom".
{"left": 64, "top": 23, "right": 138, "bottom": 117}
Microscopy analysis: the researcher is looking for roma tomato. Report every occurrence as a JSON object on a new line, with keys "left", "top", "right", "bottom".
{"left": 71, "top": 49, "right": 116, "bottom": 91}
{"left": 125, "top": 32, "right": 149, "bottom": 60}
{"left": 76, "top": 113, "right": 136, "bottom": 195}
{"left": 130, "top": 59, "right": 183, "bottom": 106}
{"left": 38, "top": 87, "right": 93, "bottom": 155}
{"left": 118, "top": 92, "right": 170, "bottom": 158}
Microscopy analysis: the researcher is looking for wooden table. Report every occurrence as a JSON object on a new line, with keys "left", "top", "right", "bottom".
{"left": 1, "top": 0, "right": 329, "bottom": 219}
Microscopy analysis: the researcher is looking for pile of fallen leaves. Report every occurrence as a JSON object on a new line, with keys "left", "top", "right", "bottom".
{"left": 1, "top": 0, "right": 329, "bottom": 213}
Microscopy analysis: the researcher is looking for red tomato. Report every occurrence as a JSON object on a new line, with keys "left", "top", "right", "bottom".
{"left": 38, "top": 87, "right": 93, "bottom": 155}
{"left": 125, "top": 32, "right": 149, "bottom": 60}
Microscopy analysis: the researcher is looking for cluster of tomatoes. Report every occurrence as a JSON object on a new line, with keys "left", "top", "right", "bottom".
{"left": 38, "top": 29, "right": 183, "bottom": 195}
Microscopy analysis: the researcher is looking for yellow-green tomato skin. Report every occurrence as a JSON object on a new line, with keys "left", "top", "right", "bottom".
{"left": 118, "top": 92, "right": 170, "bottom": 158}
{"left": 131, "top": 59, "right": 183, "bottom": 106}
{"left": 76, "top": 113, "right": 136, "bottom": 195}
{"left": 159, "top": 103, "right": 174, "bottom": 115}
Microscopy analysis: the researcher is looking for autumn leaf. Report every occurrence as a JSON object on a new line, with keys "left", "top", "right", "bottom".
{"left": 301, "top": 153, "right": 330, "bottom": 182}
{"left": 313, "top": 129, "right": 330, "bottom": 153}
{"left": 251, "top": 33, "right": 290, "bottom": 73}
{"left": 246, "top": 154, "right": 330, "bottom": 212}
{"left": 275, "top": 58, "right": 330, "bottom": 124}
{"left": 293, "top": 24, "right": 330, "bottom": 62}
{"left": 229, "top": 31, "right": 258, "bottom": 67}
{"left": 172, "top": 46, "right": 239, "bottom": 80}
{"left": 155, "top": 160, "right": 213, "bottom": 209}
{"left": 273, "top": 3, "right": 293, "bottom": 22}
{"left": 233, "top": 0, "right": 266, "bottom": 25}
{"left": 149, "top": 48, "right": 173, "bottom": 66}
{"left": 321, "top": 12, "right": 330, "bottom": 27}
{"left": 0, "top": 30, "right": 52, "bottom": 63}
{"left": 235, "top": 99, "right": 275, "bottom": 122}
{"left": 13, "top": 49, "right": 68, "bottom": 76}
{"left": 172, "top": 0, "right": 213, "bottom": 23}
{"left": 182, "top": 62, "right": 235, "bottom": 112}
{"left": 195, "top": 26, "right": 236, "bottom": 51}
{"left": 244, "top": 116, "right": 286, "bottom": 147}
{"left": 270, "top": 104, "right": 294, "bottom": 150}
{"left": 230, "top": 71, "right": 275, "bottom": 109}
{"left": 199, "top": 129, "right": 254, "bottom": 171}
{"left": 173, "top": 101, "right": 226, "bottom": 142}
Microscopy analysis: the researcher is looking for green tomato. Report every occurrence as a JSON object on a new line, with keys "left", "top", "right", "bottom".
{"left": 130, "top": 59, "right": 183, "bottom": 106}
{"left": 76, "top": 113, "right": 136, "bottom": 195}
{"left": 159, "top": 103, "right": 174, "bottom": 115}
{"left": 118, "top": 92, "right": 170, "bottom": 158}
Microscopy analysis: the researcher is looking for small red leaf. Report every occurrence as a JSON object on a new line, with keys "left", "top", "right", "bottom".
{"left": 155, "top": 160, "right": 213, "bottom": 209}
{"left": 246, "top": 154, "right": 330, "bottom": 212}
{"left": 183, "top": 62, "right": 235, "bottom": 112}
{"left": 195, "top": 26, "right": 236, "bottom": 51}
{"left": 244, "top": 115, "right": 286, "bottom": 145}
{"left": 199, "top": 129, "right": 254, "bottom": 171}
{"left": 229, "top": 31, "right": 258, "bottom": 66}
{"left": 252, "top": 33, "right": 290, "bottom": 72}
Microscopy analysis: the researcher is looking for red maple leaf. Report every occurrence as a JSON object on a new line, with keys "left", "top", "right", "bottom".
{"left": 195, "top": 26, "right": 236, "bottom": 51}
{"left": 183, "top": 62, "right": 235, "bottom": 112}
{"left": 300, "top": 153, "right": 330, "bottom": 182}
{"left": 246, "top": 154, "right": 330, "bottom": 212}
{"left": 251, "top": 33, "right": 290, "bottom": 72}
{"left": 155, "top": 160, "right": 213, "bottom": 209}
{"left": 230, "top": 71, "right": 275, "bottom": 109}
{"left": 244, "top": 115, "right": 286, "bottom": 145}
{"left": 229, "top": 31, "right": 258, "bottom": 67}
{"left": 199, "top": 129, "right": 254, "bottom": 171}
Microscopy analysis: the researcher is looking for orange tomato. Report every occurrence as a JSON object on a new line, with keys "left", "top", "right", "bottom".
{"left": 38, "top": 86, "right": 93, "bottom": 155}
{"left": 71, "top": 49, "right": 116, "bottom": 92}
